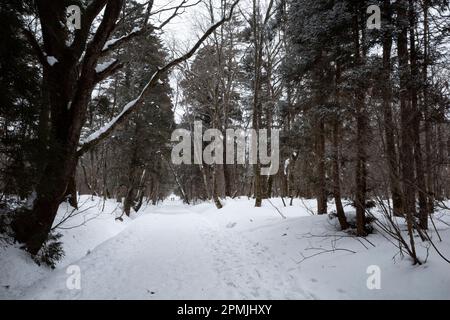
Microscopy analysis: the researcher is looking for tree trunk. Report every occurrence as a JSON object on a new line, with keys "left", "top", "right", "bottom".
{"left": 355, "top": 107, "right": 367, "bottom": 236}
{"left": 13, "top": 144, "right": 79, "bottom": 255}
{"left": 332, "top": 118, "right": 349, "bottom": 230}
{"left": 212, "top": 166, "right": 223, "bottom": 209}
{"left": 409, "top": 0, "right": 428, "bottom": 229}
{"left": 13, "top": 63, "right": 85, "bottom": 254}
{"left": 222, "top": 130, "right": 231, "bottom": 197}
{"left": 252, "top": 0, "right": 263, "bottom": 208}
{"left": 123, "top": 187, "right": 134, "bottom": 217}
{"left": 422, "top": 0, "right": 434, "bottom": 214}
{"left": 266, "top": 175, "right": 273, "bottom": 199}
{"left": 397, "top": 0, "right": 419, "bottom": 263}
{"left": 65, "top": 172, "right": 78, "bottom": 209}
{"left": 316, "top": 118, "right": 327, "bottom": 215}
{"left": 382, "top": 0, "right": 403, "bottom": 216}
{"left": 353, "top": 4, "right": 367, "bottom": 236}
{"left": 12, "top": 0, "right": 123, "bottom": 255}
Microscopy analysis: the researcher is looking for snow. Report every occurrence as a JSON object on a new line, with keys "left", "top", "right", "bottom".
{"left": 46, "top": 56, "right": 58, "bottom": 66}
{"left": 0, "top": 196, "right": 129, "bottom": 299}
{"left": 95, "top": 59, "right": 117, "bottom": 73}
{"left": 80, "top": 98, "right": 139, "bottom": 145}
{"left": 284, "top": 159, "right": 290, "bottom": 175}
{"left": 1, "top": 196, "right": 450, "bottom": 299}
{"left": 79, "top": 72, "right": 157, "bottom": 146}
{"left": 102, "top": 27, "right": 142, "bottom": 51}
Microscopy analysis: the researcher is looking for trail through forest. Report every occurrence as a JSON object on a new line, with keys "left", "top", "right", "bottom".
{"left": 2, "top": 197, "right": 450, "bottom": 300}
{"left": 12, "top": 201, "right": 312, "bottom": 299}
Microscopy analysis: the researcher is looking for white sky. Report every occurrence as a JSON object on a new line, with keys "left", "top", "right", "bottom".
{"left": 148, "top": 0, "right": 205, "bottom": 46}
{"left": 144, "top": 0, "right": 258, "bottom": 122}
{"left": 144, "top": 0, "right": 215, "bottom": 122}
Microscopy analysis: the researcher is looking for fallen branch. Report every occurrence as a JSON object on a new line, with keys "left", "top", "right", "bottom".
{"left": 265, "top": 198, "right": 286, "bottom": 219}
{"left": 296, "top": 247, "right": 356, "bottom": 264}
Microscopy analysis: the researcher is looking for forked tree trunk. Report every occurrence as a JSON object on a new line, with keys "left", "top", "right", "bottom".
{"left": 13, "top": 46, "right": 89, "bottom": 254}
{"left": 12, "top": 0, "right": 123, "bottom": 255}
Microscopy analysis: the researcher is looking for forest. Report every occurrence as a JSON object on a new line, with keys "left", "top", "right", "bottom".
{"left": 0, "top": 0, "right": 450, "bottom": 300}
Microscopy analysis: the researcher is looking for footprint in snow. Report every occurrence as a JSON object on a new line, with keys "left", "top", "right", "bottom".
{"left": 226, "top": 222, "right": 237, "bottom": 228}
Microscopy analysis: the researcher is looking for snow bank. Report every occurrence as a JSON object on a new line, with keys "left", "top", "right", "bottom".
{"left": 1, "top": 196, "right": 449, "bottom": 299}
{"left": 0, "top": 195, "right": 130, "bottom": 298}
{"left": 188, "top": 197, "right": 450, "bottom": 299}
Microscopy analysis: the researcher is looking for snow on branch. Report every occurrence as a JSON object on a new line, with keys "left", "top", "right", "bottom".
{"left": 94, "top": 59, "right": 123, "bottom": 83}
{"left": 101, "top": 26, "right": 142, "bottom": 53}
{"left": 79, "top": 72, "right": 155, "bottom": 146}
{"left": 77, "top": 0, "right": 240, "bottom": 156}
{"left": 95, "top": 59, "right": 117, "bottom": 73}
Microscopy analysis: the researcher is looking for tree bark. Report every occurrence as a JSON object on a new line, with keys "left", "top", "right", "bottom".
{"left": 65, "top": 173, "right": 78, "bottom": 209}
{"left": 316, "top": 118, "right": 327, "bottom": 215}
{"left": 222, "top": 135, "right": 232, "bottom": 197}
{"left": 397, "top": 0, "right": 419, "bottom": 263}
{"left": 422, "top": 0, "right": 435, "bottom": 214}
{"left": 252, "top": 0, "right": 263, "bottom": 208}
{"left": 352, "top": 5, "right": 366, "bottom": 235}
{"left": 123, "top": 187, "right": 134, "bottom": 217}
{"left": 382, "top": 0, "right": 403, "bottom": 216}
{"left": 12, "top": 0, "right": 124, "bottom": 255}
{"left": 332, "top": 118, "right": 349, "bottom": 230}
{"left": 409, "top": 0, "right": 428, "bottom": 229}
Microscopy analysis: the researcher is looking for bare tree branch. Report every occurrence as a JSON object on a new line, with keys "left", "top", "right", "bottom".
{"left": 100, "top": 26, "right": 147, "bottom": 56}
{"left": 71, "top": 0, "right": 109, "bottom": 57}
{"left": 77, "top": 0, "right": 240, "bottom": 156}
{"left": 101, "top": 0, "right": 201, "bottom": 57}
{"left": 153, "top": 0, "right": 202, "bottom": 30}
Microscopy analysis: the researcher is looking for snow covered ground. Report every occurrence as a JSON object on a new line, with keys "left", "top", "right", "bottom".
{"left": 1, "top": 195, "right": 450, "bottom": 299}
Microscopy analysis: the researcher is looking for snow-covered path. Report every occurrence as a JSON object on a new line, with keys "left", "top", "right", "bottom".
{"left": 2, "top": 196, "right": 450, "bottom": 300}
{"left": 18, "top": 202, "right": 313, "bottom": 299}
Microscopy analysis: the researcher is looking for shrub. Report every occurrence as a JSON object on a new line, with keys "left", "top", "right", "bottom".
{"left": 33, "top": 232, "right": 65, "bottom": 269}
